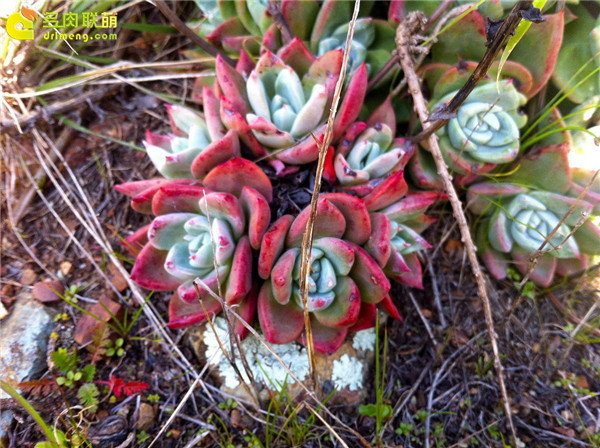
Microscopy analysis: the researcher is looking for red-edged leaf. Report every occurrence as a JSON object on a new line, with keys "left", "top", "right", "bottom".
{"left": 122, "top": 381, "right": 149, "bottom": 397}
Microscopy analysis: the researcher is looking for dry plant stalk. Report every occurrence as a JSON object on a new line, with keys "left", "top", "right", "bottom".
{"left": 298, "top": 0, "right": 361, "bottom": 394}
{"left": 396, "top": 11, "right": 523, "bottom": 447}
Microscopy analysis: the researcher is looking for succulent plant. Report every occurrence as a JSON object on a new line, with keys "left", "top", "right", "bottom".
{"left": 215, "top": 40, "right": 367, "bottom": 169}
{"left": 432, "top": 80, "right": 527, "bottom": 173}
{"left": 469, "top": 184, "right": 600, "bottom": 286}
{"left": 467, "top": 144, "right": 600, "bottom": 286}
{"left": 332, "top": 97, "right": 415, "bottom": 209}
{"left": 257, "top": 193, "right": 401, "bottom": 354}
{"left": 116, "top": 158, "right": 273, "bottom": 329}
{"left": 145, "top": 97, "right": 240, "bottom": 179}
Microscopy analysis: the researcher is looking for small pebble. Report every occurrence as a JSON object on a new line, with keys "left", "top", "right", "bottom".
{"left": 20, "top": 269, "right": 37, "bottom": 285}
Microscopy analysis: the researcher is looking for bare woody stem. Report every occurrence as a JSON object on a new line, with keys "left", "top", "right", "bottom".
{"left": 396, "top": 10, "right": 523, "bottom": 448}
{"left": 411, "top": 0, "right": 535, "bottom": 144}
{"left": 268, "top": 1, "right": 294, "bottom": 44}
{"left": 154, "top": 0, "right": 237, "bottom": 68}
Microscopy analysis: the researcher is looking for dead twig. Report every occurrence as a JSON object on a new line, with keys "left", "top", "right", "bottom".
{"left": 267, "top": 1, "right": 293, "bottom": 44}
{"left": 396, "top": 11, "right": 518, "bottom": 447}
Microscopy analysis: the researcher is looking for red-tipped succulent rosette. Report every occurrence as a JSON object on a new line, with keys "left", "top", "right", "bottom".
{"left": 144, "top": 87, "right": 241, "bottom": 180}
{"left": 256, "top": 193, "right": 401, "bottom": 354}
{"left": 330, "top": 97, "right": 415, "bottom": 208}
{"left": 215, "top": 38, "right": 367, "bottom": 172}
{"left": 116, "top": 158, "right": 272, "bottom": 331}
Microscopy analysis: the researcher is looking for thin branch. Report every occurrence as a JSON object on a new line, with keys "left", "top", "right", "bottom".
{"left": 396, "top": 12, "right": 518, "bottom": 447}
{"left": 268, "top": 1, "right": 293, "bottom": 44}
{"left": 153, "top": 0, "right": 236, "bottom": 68}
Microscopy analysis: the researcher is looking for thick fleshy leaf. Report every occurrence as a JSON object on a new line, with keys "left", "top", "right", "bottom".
{"left": 314, "top": 277, "right": 360, "bottom": 328}
{"left": 281, "top": 0, "right": 319, "bottom": 41}
{"left": 147, "top": 213, "right": 198, "bottom": 250}
{"left": 408, "top": 146, "right": 445, "bottom": 190}
{"left": 313, "top": 237, "right": 355, "bottom": 276}
{"left": 130, "top": 244, "right": 181, "bottom": 291}
{"left": 478, "top": 223, "right": 509, "bottom": 280}
{"left": 115, "top": 178, "right": 166, "bottom": 198}
{"left": 379, "top": 294, "right": 402, "bottom": 321}
{"left": 202, "top": 157, "right": 273, "bottom": 203}
{"left": 319, "top": 193, "right": 372, "bottom": 244}
{"left": 168, "top": 292, "right": 222, "bottom": 329}
{"left": 305, "top": 49, "right": 343, "bottom": 98}
{"left": 220, "top": 96, "right": 267, "bottom": 157}
{"left": 507, "top": 144, "right": 571, "bottom": 194}
{"left": 513, "top": 248, "right": 557, "bottom": 287}
{"left": 258, "top": 282, "right": 305, "bottom": 344}
{"left": 556, "top": 257, "right": 589, "bottom": 277}
{"left": 232, "top": 284, "right": 258, "bottom": 340}
{"left": 338, "top": 122, "right": 368, "bottom": 157}
{"left": 277, "top": 37, "right": 316, "bottom": 76}
{"left": 346, "top": 242, "right": 390, "bottom": 303}
{"left": 247, "top": 114, "right": 296, "bottom": 148}
{"left": 224, "top": 236, "right": 252, "bottom": 305}
{"left": 574, "top": 220, "right": 600, "bottom": 255}
{"left": 202, "top": 86, "right": 225, "bottom": 141}
{"left": 364, "top": 170, "right": 408, "bottom": 211}
{"left": 199, "top": 192, "right": 245, "bottom": 240}
{"left": 258, "top": 215, "right": 294, "bottom": 279}
{"left": 236, "top": 49, "right": 256, "bottom": 78}
{"left": 467, "top": 182, "right": 527, "bottom": 215}
{"left": 388, "top": 252, "right": 423, "bottom": 289}
{"left": 365, "top": 213, "right": 392, "bottom": 267}
{"left": 123, "top": 224, "right": 150, "bottom": 256}
{"left": 270, "top": 248, "right": 298, "bottom": 305}
{"left": 178, "top": 265, "right": 228, "bottom": 302}
{"left": 240, "top": 187, "right": 271, "bottom": 250}
{"left": 349, "top": 302, "right": 377, "bottom": 332}
{"left": 366, "top": 96, "right": 396, "bottom": 137}
{"left": 166, "top": 104, "right": 206, "bottom": 136}
{"left": 300, "top": 316, "right": 348, "bottom": 355}
{"left": 430, "top": 10, "right": 486, "bottom": 64}
{"left": 216, "top": 54, "right": 248, "bottom": 115}
{"left": 152, "top": 184, "right": 207, "bottom": 216}
{"left": 286, "top": 198, "right": 346, "bottom": 247}
{"left": 381, "top": 191, "right": 442, "bottom": 224}
{"left": 189, "top": 129, "right": 241, "bottom": 180}
{"left": 276, "top": 125, "right": 326, "bottom": 164}
{"left": 332, "top": 63, "right": 367, "bottom": 140}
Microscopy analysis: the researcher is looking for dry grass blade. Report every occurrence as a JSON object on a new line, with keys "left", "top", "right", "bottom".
{"left": 396, "top": 12, "right": 518, "bottom": 447}
{"left": 298, "top": 0, "right": 361, "bottom": 395}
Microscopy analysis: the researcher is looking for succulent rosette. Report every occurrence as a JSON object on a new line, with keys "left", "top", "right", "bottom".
{"left": 256, "top": 193, "right": 402, "bottom": 354}
{"left": 469, "top": 183, "right": 600, "bottom": 286}
{"left": 215, "top": 39, "right": 366, "bottom": 169}
{"left": 144, "top": 93, "right": 241, "bottom": 179}
{"left": 433, "top": 81, "right": 527, "bottom": 172}
{"left": 116, "top": 158, "right": 273, "bottom": 330}
{"left": 332, "top": 97, "right": 415, "bottom": 208}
